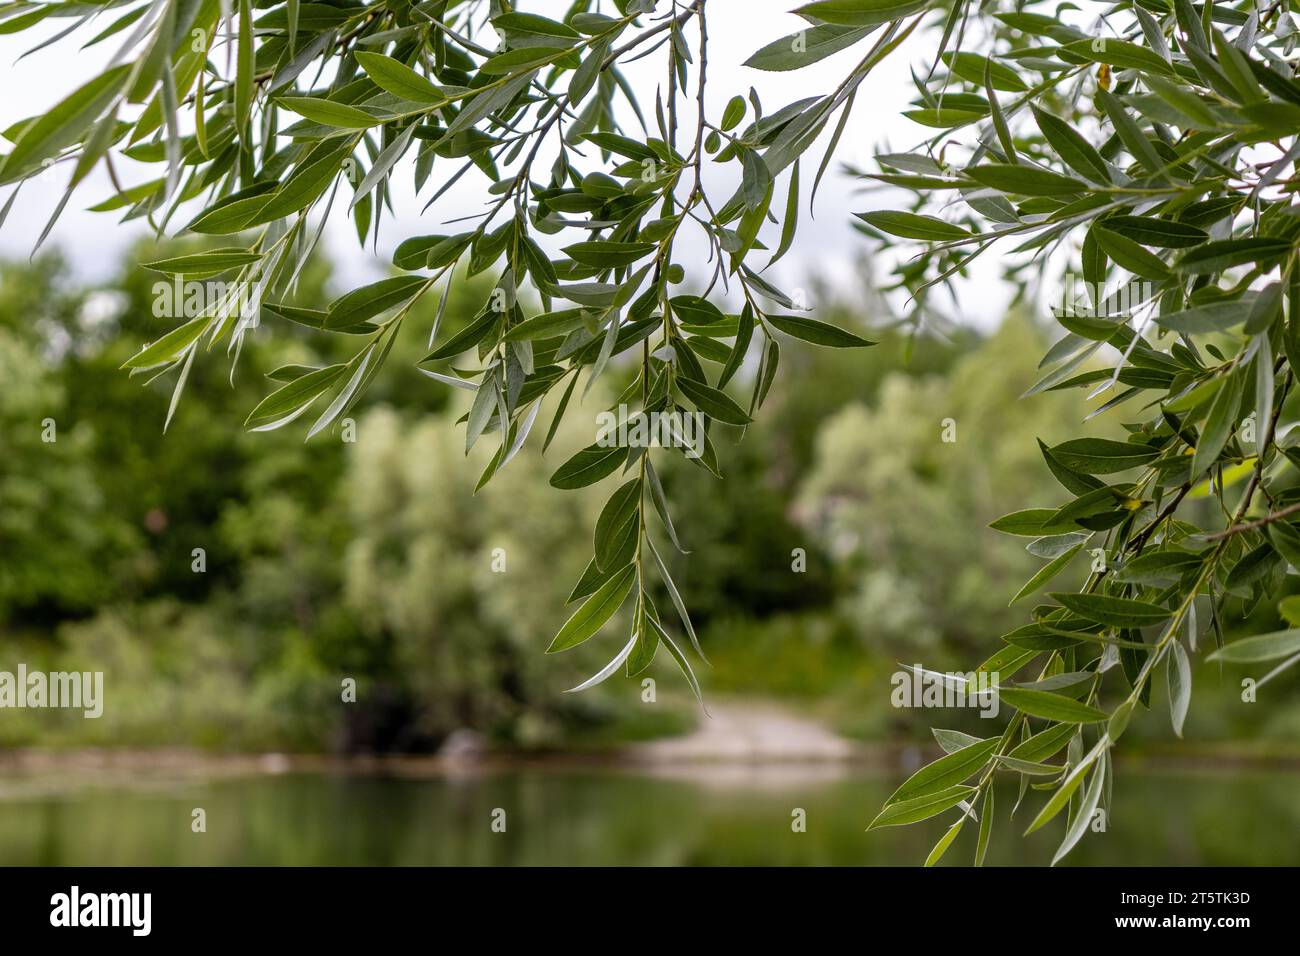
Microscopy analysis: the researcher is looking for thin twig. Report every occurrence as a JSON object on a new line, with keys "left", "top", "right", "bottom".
{"left": 1204, "top": 500, "right": 1300, "bottom": 541}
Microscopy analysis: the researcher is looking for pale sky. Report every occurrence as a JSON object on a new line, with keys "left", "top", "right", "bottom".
{"left": 0, "top": 1, "right": 1011, "bottom": 326}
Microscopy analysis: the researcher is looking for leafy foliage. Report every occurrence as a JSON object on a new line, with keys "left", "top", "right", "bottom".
{"left": 6, "top": 0, "right": 1300, "bottom": 863}
{"left": 846, "top": 0, "right": 1300, "bottom": 865}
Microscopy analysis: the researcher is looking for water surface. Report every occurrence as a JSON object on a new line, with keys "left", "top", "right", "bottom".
{"left": 1, "top": 762, "right": 1294, "bottom": 865}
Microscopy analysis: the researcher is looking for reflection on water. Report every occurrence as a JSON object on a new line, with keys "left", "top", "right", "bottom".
{"left": 0, "top": 763, "right": 1295, "bottom": 866}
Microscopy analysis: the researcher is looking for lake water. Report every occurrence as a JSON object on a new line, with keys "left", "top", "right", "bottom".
{"left": 1, "top": 761, "right": 1296, "bottom": 866}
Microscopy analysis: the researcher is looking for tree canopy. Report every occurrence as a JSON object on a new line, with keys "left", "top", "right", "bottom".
{"left": 4, "top": 0, "right": 1300, "bottom": 864}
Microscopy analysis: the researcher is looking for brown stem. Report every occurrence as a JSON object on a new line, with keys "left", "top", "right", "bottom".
{"left": 1204, "top": 500, "right": 1300, "bottom": 541}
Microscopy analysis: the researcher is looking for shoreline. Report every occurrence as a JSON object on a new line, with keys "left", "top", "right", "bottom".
{"left": 1, "top": 742, "right": 1298, "bottom": 780}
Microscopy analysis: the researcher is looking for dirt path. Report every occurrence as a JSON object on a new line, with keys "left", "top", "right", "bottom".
{"left": 626, "top": 700, "right": 858, "bottom": 764}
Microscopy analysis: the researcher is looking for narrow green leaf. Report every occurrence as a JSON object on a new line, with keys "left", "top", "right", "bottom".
{"left": 1048, "top": 437, "right": 1158, "bottom": 474}
{"left": 1051, "top": 759, "right": 1105, "bottom": 865}
{"left": 867, "top": 785, "right": 975, "bottom": 830}
{"left": 480, "top": 46, "right": 569, "bottom": 76}
{"left": 1168, "top": 639, "right": 1191, "bottom": 738}
{"left": 236, "top": 0, "right": 253, "bottom": 132}
{"left": 326, "top": 275, "right": 425, "bottom": 330}
{"left": 1007, "top": 721, "right": 1077, "bottom": 763}
{"left": 966, "top": 164, "right": 1087, "bottom": 197}
{"left": 355, "top": 51, "right": 443, "bottom": 104}
{"left": 1024, "top": 737, "right": 1108, "bottom": 835}
{"left": 122, "top": 316, "right": 208, "bottom": 370}
{"left": 887, "top": 737, "right": 1001, "bottom": 803}
{"left": 1091, "top": 225, "right": 1170, "bottom": 281}
{"left": 975, "top": 788, "right": 994, "bottom": 867}
{"left": 244, "top": 365, "right": 345, "bottom": 430}
{"left": 550, "top": 442, "right": 629, "bottom": 490}
{"left": 1192, "top": 367, "right": 1243, "bottom": 478}
{"left": 1175, "top": 239, "right": 1291, "bottom": 274}
{"left": 997, "top": 687, "right": 1109, "bottom": 723}
{"left": 744, "top": 24, "right": 876, "bottom": 71}
{"left": 766, "top": 312, "right": 875, "bottom": 347}
{"left": 856, "top": 209, "right": 971, "bottom": 241}
{"left": 932, "top": 729, "right": 984, "bottom": 754}
{"left": 1011, "top": 543, "right": 1084, "bottom": 605}
{"left": 142, "top": 249, "right": 263, "bottom": 278}
{"left": 1050, "top": 592, "right": 1172, "bottom": 628}
{"left": 594, "top": 479, "right": 642, "bottom": 571}
{"left": 546, "top": 564, "right": 636, "bottom": 653}
{"left": 925, "top": 819, "right": 964, "bottom": 867}
{"left": 2, "top": 65, "right": 130, "bottom": 180}
{"left": 989, "top": 509, "right": 1082, "bottom": 537}
{"left": 795, "top": 0, "right": 931, "bottom": 28}
{"left": 563, "top": 240, "right": 656, "bottom": 268}
{"left": 1031, "top": 107, "right": 1111, "bottom": 184}
{"left": 1207, "top": 628, "right": 1300, "bottom": 663}
{"left": 278, "top": 96, "right": 382, "bottom": 129}
{"left": 677, "top": 375, "right": 752, "bottom": 425}
{"left": 1059, "top": 38, "right": 1176, "bottom": 76}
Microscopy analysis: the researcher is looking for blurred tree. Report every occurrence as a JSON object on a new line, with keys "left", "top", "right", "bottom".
{"left": 797, "top": 316, "right": 1111, "bottom": 659}
{"left": 0, "top": 256, "right": 136, "bottom": 623}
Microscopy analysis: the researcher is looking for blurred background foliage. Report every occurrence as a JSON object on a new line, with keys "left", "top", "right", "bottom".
{"left": 2, "top": 245, "right": 1297, "bottom": 755}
